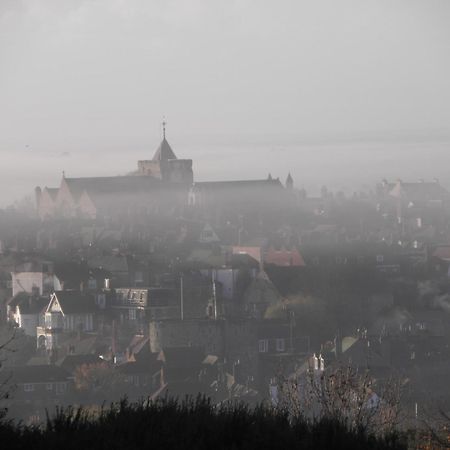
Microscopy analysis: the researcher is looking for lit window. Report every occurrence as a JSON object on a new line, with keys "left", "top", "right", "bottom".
{"left": 129, "top": 309, "right": 137, "bottom": 320}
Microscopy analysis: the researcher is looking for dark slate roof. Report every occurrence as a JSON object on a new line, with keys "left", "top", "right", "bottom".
{"left": 53, "top": 291, "right": 96, "bottom": 314}
{"left": 152, "top": 138, "right": 177, "bottom": 161}
{"left": 64, "top": 176, "right": 165, "bottom": 200}
{"left": 58, "top": 354, "right": 103, "bottom": 373}
{"left": 117, "top": 356, "right": 161, "bottom": 375}
{"left": 9, "top": 365, "right": 70, "bottom": 383}
{"left": 15, "top": 295, "right": 49, "bottom": 315}
{"left": 158, "top": 347, "right": 205, "bottom": 369}
{"left": 193, "top": 179, "right": 283, "bottom": 190}
{"left": 45, "top": 187, "right": 58, "bottom": 200}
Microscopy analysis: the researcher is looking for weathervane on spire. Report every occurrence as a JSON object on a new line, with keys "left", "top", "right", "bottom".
{"left": 162, "top": 117, "right": 167, "bottom": 140}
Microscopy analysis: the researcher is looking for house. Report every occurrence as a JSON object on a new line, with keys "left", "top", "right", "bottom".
{"left": 57, "top": 354, "right": 105, "bottom": 375}
{"left": 37, "top": 291, "right": 97, "bottom": 350}
{"left": 264, "top": 246, "right": 306, "bottom": 267}
{"left": 242, "top": 270, "right": 282, "bottom": 319}
{"left": 157, "top": 347, "right": 205, "bottom": 384}
{"left": 11, "top": 259, "right": 61, "bottom": 297}
{"left": 7, "top": 293, "right": 48, "bottom": 337}
{"left": 5, "top": 365, "right": 72, "bottom": 423}
{"left": 116, "top": 352, "right": 162, "bottom": 394}
{"left": 113, "top": 287, "right": 179, "bottom": 331}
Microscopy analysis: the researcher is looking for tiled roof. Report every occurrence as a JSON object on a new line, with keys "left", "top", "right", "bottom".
{"left": 52, "top": 291, "right": 96, "bottom": 314}
{"left": 9, "top": 365, "right": 70, "bottom": 383}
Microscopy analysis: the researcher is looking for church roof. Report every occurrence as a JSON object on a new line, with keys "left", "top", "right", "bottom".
{"left": 64, "top": 176, "right": 165, "bottom": 200}
{"left": 152, "top": 138, "right": 177, "bottom": 161}
{"left": 193, "top": 179, "right": 283, "bottom": 190}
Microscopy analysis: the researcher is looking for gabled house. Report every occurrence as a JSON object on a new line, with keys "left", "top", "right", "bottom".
{"left": 37, "top": 291, "right": 97, "bottom": 350}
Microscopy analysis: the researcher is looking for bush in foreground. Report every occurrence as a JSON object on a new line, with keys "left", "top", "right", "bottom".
{"left": 0, "top": 397, "right": 406, "bottom": 450}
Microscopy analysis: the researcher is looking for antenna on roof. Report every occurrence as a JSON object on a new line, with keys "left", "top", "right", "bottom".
{"left": 162, "top": 117, "right": 167, "bottom": 140}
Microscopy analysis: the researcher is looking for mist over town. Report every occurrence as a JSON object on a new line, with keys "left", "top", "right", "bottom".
{"left": 1, "top": 1, "right": 450, "bottom": 449}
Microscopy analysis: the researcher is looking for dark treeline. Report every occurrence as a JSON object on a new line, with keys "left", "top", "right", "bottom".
{"left": 0, "top": 398, "right": 406, "bottom": 450}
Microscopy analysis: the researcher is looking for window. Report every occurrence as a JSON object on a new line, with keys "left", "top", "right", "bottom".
{"left": 55, "top": 383, "right": 66, "bottom": 395}
{"left": 276, "top": 339, "right": 285, "bottom": 352}
{"left": 376, "top": 255, "right": 384, "bottom": 264}
{"left": 135, "top": 271, "right": 144, "bottom": 283}
{"left": 258, "top": 339, "right": 268, "bottom": 353}
{"left": 24, "top": 384, "right": 34, "bottom": 392}
{"left": 129, "top": 309, "right": 137, "bottom": 320}
{"left": 46, "top": 383, "right": 53, "bottom": 391}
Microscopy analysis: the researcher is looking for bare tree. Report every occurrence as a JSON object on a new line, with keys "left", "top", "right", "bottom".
{"left": 0, "top": 326, "right": 17, "bottom": 419}
{"left": 276, "top": 363, "right": 403, "bottom": 436}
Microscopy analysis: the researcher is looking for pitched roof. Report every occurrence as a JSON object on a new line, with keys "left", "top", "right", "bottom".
{"left": 9, "top": 365, "right": 70, "bottom": 383}
{"left": 52, "top": 291, "right": 96, "bottom": 314}
{"left": 158, "top": 347, "right": 205, "bottom": 369}
{"left": 15, "top": 295, "right": 49, "bottom": 315}
{"left": 152, "top": 138, "right": 177, "bottom": 161}
{"left": 64, "top": 176, "right": 165, "bottom": 200}
{"left": 45, "top": 187, "right": 58, "bottom": 200}
{"left": 117, "top": 356, "right": 161, "bottom": 375}
{"left": 58, "top": 354, "right": 103, "bottom": 373}
{"left": 264, "top": 246, "right": 306, "bottom": 267}
{"left": 193, "top": 179, "right": 283, "bottom": 190}
{"left": 243, "top": 270, "right": 282, "bottom": 306}
{"left": 388, "top": 180, "right": 448, "bottom": 201}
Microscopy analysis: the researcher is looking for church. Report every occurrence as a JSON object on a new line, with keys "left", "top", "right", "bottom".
{"left": 35, "top": 123, "right": 293, "bottom": 222}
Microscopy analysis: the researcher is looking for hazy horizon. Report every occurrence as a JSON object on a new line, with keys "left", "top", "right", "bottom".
{"left": 1, "top": 0, "right": 450, "bottom": 206}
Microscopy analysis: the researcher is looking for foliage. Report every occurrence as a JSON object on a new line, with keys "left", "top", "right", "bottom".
{"left": 74, "top": 362, "right": 125, "bottom": 394}
{"left": 0, "top": 397, "right": 406, "bottom": 450}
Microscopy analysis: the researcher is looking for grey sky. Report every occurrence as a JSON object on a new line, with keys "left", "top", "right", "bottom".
{"left": 0, "top": 1, "right": 450, "bottom": 205}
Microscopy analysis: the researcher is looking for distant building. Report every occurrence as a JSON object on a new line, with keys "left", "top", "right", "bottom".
{"left": 137, "top": 122, "right": 193, "bottom": 183}
{"left": 35, "top": 124, "right": 191, "bottom": 220}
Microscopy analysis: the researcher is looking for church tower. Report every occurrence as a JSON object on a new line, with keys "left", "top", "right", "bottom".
{"left": 137, "top": 121, "right": 193, "bottom": 183}
{"left": 285, "top": 173, "right": 294, "bottom": 190}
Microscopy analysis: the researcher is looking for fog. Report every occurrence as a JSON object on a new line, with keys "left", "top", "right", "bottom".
{"left": 1, "top": 0, "right": 450, "bottom": 205}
